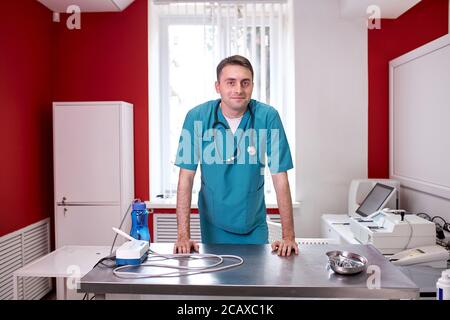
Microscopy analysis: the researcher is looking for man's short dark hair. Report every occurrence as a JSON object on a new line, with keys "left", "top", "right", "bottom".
{"left": 216, "top": 55, "right": 254, "bottom": 81}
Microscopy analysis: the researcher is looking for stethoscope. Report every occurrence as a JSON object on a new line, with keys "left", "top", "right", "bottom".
{"left": 212, "top": 101, "right": 257, "bottom": 163}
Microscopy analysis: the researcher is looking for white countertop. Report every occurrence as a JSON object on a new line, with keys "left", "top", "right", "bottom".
{"left": 13, "top": 246, "right": 112, "bottom": 278}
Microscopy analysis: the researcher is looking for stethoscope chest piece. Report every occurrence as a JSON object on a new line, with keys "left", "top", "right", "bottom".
{"left": 247, "top": 146, "right": 257, "bottom": 156}
{"left": 213, "top": 100, "right": 257, "bottom": 162}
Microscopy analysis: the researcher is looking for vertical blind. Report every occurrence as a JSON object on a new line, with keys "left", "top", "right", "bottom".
{"left": 152, "top": 0, "right": 288, "bottom": 107}
{"left": 149, "top": 0, "right": 291, "bottom": 198}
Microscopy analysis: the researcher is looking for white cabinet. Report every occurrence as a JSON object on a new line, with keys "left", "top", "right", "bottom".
{"left": 55, "top": 205, "right": 121, "bottom": 247}
{"left": 53, "top": 102, "right": 134, "bottom": 247}
{"left": 54, "top": 104, "right": 121, "bottom": 203}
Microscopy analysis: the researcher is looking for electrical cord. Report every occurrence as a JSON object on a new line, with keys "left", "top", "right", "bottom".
{"left": 92, "top": 255, "right": 116, "bottom": 269}
{"left": 386, "top": 211, "right": 412, "bottom": 250}
{"left": 436, "top": 238, "right": 450, "bottom": 250}
{"left": 94, "top": 201, "right": 245, "bottom": 280}
{"left": 429, "top": 215, "right": 448, "bottom": 239}
{"left": 112, "top": 250, "right": 244, "bottom": 279}
{"left": 432, "top": 216, "right": 450, "bottom": 233}
{"left": 416, "top": 212, "right": 450, "bottom": 237}
{"left": 403, "top": 216, "right": 413, "bottom": 251}
{"left": 417, "top": 212, "right": 450, "bottom": 232}
{"left": 416, "top": 212, "right": 432, "bottom": 221}
{"left": 110, "top": 203, "right": 133, "bottom": 255}
{"left": 87, "top": 200, "right": 134, "bottom": 273}
{"left": 432, "top": 215, "right": 447, "bottom": 227}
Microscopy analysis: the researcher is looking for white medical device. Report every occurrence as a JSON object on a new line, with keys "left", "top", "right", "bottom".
{"left": 348, "top": 179, "right": 400, "bottom": 217}
{"left": 389, "top": 245, "right": 449, "bottom": 268}
{"left": 113, "top": 227, "right": 149, "bottom": 266}
{"left": 350, "top": 208, "right": 436, "bottom": 255}
{"left": 349, "top": 183, "right": 436, "bottom": 254}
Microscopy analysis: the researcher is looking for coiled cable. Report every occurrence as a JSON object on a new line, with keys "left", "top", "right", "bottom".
{"left": 113, "top": 250, "right": 244, "bottom": 279}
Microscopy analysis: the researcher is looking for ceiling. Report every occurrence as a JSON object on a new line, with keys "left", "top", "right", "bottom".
{"left": 37, "top": 0, "right": 135, "bottom": 13}
{"left": 37, "top": 0, "right": 422, "bottom": 17}
{"left": 340, "top": 0, "right": 422, "bottom": 19}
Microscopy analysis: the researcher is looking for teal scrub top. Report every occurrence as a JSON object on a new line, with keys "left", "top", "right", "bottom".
{"left": 175, "top": 99, "right": 293, "bottom": 242}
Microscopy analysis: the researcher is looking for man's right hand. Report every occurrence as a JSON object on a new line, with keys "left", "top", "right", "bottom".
{"left": 173, "top": 239, "right": 199, "bottom": 254}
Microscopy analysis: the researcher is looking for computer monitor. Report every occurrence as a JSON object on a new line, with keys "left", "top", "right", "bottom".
{"left": 355, "top": 183, "right": 396, "bottom": 218}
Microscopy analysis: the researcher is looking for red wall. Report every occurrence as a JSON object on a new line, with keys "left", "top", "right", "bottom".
{"left": 53, "top": 0, "right": 149, "bottom": 201}
{"left": 368, "top": 0, "right": 448, "bottom": 178}
{"left": 1, "top": 0, "right": 448, "bottom": 237}
{"left": 0, "top": 0, "right": 148, "bottom": 237}
{"left": 0, "top": 1, "right": 54, "bottom": 236}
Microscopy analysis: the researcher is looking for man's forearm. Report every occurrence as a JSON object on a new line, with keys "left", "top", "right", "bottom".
{"left": 273, "top": 173, "right": 295, "bottom": 240}
{"left": 278, "top": 191, "right": 295, "bottom": 239}
{"left": 176, "top": 171, "right": 195, "bottom": 240}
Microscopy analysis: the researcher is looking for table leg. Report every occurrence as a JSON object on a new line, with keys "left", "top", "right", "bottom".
{"left": 56, "top": 278, "right": 67, "bottom": 300}
{"left": 13, "top": 275, "right": 18, "bottom": 300}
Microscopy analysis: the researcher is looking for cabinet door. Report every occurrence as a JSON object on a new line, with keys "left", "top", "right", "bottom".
{"left": 56, "top": 205, "right": 121, "bottom": 247}
{"left": 53, "top": 104, "right": 121, "bottom": 203}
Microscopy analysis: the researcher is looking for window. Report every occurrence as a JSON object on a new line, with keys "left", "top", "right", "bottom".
{"left": 149, "top": 0, "right": 295, "bottom": 202}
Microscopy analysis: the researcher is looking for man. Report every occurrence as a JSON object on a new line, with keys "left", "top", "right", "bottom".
{"left": 173, "top": 55, "right": 298, "bottom": 256}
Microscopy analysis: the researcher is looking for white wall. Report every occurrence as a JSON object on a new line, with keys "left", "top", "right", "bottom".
{"left": 292, "top": 0, "right": 368, "bottom": 237}
{"left": 398, "top": 2, "right": 450, "bottom": 224}
{"left": 401, "top": 188, "right": 450, "bottom": 223}
{"left": 389, "top": 34, "right": 450, "bottom": 223}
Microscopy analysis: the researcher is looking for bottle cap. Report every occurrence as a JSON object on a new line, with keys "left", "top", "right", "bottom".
{"left": 441, "top": 270, "right": 450, "bottom": 279}
{"left": 132, "top": 200, "right": 146, "bottom": 211}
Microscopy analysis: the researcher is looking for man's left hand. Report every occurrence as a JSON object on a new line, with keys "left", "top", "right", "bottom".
{"left": 271, "top": 239, "right": 299, "bottom": 257}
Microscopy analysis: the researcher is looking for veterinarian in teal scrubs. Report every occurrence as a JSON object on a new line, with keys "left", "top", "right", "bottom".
{"left": 173, "top": 55, "right": 298, "bottom": 257}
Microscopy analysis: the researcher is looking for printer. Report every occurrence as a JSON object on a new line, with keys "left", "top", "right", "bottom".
{"left": 350, "top": 209, "right": 436, "bottom": 254}
{"left": 349, "top": 182, "right": 436, "bottom": 254}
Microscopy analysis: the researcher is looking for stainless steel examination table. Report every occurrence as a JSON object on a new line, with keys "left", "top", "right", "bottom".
{"left": 79, "top": 243, "right": 419, "bottom": 299}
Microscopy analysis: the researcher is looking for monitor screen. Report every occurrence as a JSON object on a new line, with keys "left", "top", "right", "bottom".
{"left": 355, "top": 183, "right": 395, "bottom": 217}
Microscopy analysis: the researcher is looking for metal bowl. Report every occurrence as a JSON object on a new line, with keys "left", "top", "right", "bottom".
{"left": 326, "top": 250, "right": 368, "bottom": 275}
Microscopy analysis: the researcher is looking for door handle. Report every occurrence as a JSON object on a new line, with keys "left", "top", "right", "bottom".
{"left": 56, "top": 197, "right": 68, "bottom": 206}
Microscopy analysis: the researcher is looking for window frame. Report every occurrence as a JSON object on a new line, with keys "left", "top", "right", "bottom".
{"left": 148, "top": 1, "right": 295, "bottom": 202}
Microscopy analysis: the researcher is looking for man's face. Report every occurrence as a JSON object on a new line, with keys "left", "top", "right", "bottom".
{"left": 215, "top": 65, "right": 254, "bottom": 112}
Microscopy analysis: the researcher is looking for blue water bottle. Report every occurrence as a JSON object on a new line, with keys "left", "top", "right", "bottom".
{"left": 130, "top": 199, "right": 151, "bottom": 242}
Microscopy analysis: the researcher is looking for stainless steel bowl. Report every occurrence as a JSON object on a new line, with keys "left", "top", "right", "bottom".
{"left": 326, "top": 250, "right": 368, "bottom": 275}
